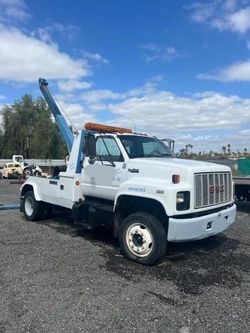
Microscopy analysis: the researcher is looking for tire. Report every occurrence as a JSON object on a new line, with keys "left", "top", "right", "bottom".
{"left": 119, "top": 212, "right": 167, "bottom": 265}
{"left": 23, "top": 190, "right": 43, "bottom": 221}
{"left": 23, "top": 167, "right": 32, "bottom": 179}
{"left": 42, "top": 203, "right": 53, "bottom": 220}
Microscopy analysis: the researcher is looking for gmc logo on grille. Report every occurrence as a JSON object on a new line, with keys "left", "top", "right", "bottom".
{"left": 209, "top": 185, "right": 224, "bottom": 193}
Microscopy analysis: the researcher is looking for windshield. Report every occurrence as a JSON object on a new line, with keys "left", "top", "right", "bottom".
{"left": 119, "top": 135, "right": 174, "bottom": 158}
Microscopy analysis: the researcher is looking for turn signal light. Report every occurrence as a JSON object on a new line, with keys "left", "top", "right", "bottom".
{"left": 172, "top": 174, "right": 180, "bottom": 184}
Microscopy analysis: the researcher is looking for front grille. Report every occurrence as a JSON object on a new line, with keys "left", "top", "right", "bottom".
{"left": 194, "top": 172, "right": 232, "bottom": 209}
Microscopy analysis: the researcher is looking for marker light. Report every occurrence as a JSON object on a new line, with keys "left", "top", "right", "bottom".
{"left": 172, "top": 174, "right": 180, "bottom": 184}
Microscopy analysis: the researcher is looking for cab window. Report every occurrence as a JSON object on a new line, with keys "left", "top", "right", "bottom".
{"left": 96, "top": 136, "right": 124, "bottom": 162}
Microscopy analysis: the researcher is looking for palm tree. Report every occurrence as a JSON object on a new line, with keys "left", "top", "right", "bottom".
{"left": 185, "top": 144, "right": 193, "bottom": 155}
{"left": 222, "top": 146, "right": 226, "bottom": 155}
{"left": 227, "top": 144, "right": 231, "bottom": 155}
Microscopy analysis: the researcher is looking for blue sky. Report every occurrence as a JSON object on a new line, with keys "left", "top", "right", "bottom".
{"left": 0, "top": 0, "right": 250, "bottom": 152}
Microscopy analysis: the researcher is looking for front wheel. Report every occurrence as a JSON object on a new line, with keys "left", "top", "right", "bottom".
{"left": 23, "top": 191, "right": 43, "bottom": 221}
{"left": 119, "top": 212, "right": 167, "bottom": 265}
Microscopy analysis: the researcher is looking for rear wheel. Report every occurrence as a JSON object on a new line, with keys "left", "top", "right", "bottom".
{"left": 119, "top": 212, "right": 167, "bottom": 265}
{"left": 42, "top": 203, "right": 53, "bottom": 219}
{"left": 23, "top": 167, "right": 32, "bottom": 179}
{"left": 23, "top": 190, "right": 43, "bottom": 221}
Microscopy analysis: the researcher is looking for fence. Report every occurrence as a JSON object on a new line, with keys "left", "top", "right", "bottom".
{"left": 0, "top": 159, "right": 65, "bottom": 167}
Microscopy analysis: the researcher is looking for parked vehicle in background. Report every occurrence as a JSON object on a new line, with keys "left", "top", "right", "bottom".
{"left": 0, "top": 155, "right": 45, "bottom": 179}
{"left": 12, "top": 155, "right": 25, "bottom": 167}
{"left": 234, "top": 159, "right": 250, "bottom": 201}
{"left": 2, "top": 163, "right": 23, "bottom": 179}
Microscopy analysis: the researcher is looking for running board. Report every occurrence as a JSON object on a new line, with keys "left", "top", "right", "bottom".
{"left": 72, "top": 197, "right": 114, "bottom": 222}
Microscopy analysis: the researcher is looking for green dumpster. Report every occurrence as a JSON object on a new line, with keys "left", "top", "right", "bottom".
{"left": 238, "top": 159, "right": 250, "bottom": 175}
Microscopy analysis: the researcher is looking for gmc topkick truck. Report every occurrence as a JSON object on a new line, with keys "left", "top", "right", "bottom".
{"left": 20, "top": 79, "right": 236, "bottom": 265}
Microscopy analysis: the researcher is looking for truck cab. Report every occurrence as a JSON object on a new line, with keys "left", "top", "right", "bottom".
{"left": 20, "top": 79, "right": 236, "bottom": 265}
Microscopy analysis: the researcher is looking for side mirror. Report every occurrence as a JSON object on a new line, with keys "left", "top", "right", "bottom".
{"left": 85, "top": 133, "right": 96, "bottom": 160}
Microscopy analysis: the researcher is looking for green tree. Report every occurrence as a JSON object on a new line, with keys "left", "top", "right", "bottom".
{"left": 0, "top": 94, "right": 67, "bottom": 159}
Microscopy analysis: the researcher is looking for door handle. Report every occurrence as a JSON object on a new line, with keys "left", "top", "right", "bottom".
{"left": 128, "top": 168, "right": 139, "bottom": 173}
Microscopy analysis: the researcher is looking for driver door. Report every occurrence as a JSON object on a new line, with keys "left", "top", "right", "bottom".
{"left": 82, "top": 136, "right": 126, "bottom": 200}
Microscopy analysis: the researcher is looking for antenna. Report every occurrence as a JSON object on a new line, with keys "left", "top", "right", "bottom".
{"left": 129, "top": 118, "right": 136, "bottom": 132}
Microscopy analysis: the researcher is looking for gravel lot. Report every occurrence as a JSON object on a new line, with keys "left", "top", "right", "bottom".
{"left": 0, "top": 179, "right": 249, "bottom": 332}
{"left": 0, "top": 179, "right": 21, "bottom": 206}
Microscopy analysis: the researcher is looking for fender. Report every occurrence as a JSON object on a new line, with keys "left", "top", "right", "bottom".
{"left": 114, "top": 178, "right": 172, "bottom": 216}
{"left": 21, "top": 180, "right": 42, "bottom": 201}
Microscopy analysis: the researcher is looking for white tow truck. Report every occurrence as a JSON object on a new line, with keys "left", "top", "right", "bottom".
{"left": 20, "top": 79, "right": 236, "bottom": 265}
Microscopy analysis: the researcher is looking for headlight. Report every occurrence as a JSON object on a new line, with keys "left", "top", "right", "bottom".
{"left": 176, "top": 191, "right": 190, "bottom": 211}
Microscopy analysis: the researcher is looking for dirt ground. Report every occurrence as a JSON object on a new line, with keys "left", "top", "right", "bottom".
{"left": 0, "top": 179, "right": 249, "bottom": 332}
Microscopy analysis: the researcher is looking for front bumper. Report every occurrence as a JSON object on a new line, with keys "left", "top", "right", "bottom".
{"left": 167, "top": 204, "right": 236, "bottom": 242}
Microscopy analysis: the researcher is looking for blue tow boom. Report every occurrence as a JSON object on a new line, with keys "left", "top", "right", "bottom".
{"left": 39, "top": 78, "right": 74, "bottom": 152}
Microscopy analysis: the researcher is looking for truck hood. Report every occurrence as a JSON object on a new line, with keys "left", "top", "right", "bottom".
{"left": 126, "top": 157, "right": 230, "bottom": 185}
{"left": 127, "top": 157, "right": 230, "bottom": 172}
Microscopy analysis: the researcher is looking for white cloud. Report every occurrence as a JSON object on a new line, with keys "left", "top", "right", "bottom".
{"left": 82, "top": 51, "right": 109, "bottom": 65}
{"left": 0, "top": 94, "right": 5, "bottom": 99}
{"left": 223, "top": 0, "right": 238, "bottom": 12}
{"left": 80, "top": 77, "right": 166, "bottom": 105}
{"left": 187, "top": 1, "right": 250, "bottom": 34}
{"left": 188, "top": 2, "right": 215, "bottom": 23}
{"left": 197, "top": 59, "right": 250, "bottom": 81}
{"left": 142, "top": 43, "right": 180, "bottom": 62}
{"left": 229, "top": 6, "right": 250, "bottom": 33}
{"left": 106, "top": 88, "right": 250, "bottom": 151}
{"left": 81, "top": 89, "right": 123, "bottom": 103}
{"left": 88, "top": 103, "right": 107, "bottom": 112}
{"left": 59, "top": 101, "right": 98, "bottom": 127}
{"left": 0, "top": 0, "right": 29, "bottom": 24}
{"left": 33, "top": 23, "right": 79, "bottom": 44}
{"left": 57, "top": 80, "right": 92, "bottom": 92}
{"left": 53, "top": 79, "right": 250, "bottom": 152}
{"left": 0, "top": 26, "right": 91, "bottom": 82}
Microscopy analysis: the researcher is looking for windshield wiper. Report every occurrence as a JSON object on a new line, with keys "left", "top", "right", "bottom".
{"left": 158, "top": 153, "right": 173, "bottom": 157}
{"left": 148, "top": 153, "right": 173, "bottom": 158}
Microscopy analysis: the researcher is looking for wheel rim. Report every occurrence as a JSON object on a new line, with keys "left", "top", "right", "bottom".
{"left": 25, "top": 196, "right": 34, "bottom": 216}
{"left": 126, "top": 223, "right": 154, "bottom": 257}
{"left": 24, "top": 169, "right": 31, "bottom": 178}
